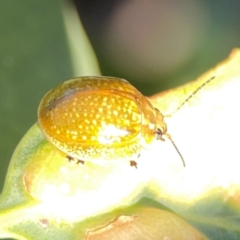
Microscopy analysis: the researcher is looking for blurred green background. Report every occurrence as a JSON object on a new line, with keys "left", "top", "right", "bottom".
{"left": 0, "top": 0, "right": 240, "bottom": 205}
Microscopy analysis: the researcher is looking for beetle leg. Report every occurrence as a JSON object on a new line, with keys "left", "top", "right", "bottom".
{"left": 77, "top": 159, "right": 85, "bottom": 165}
{"left": 66, "top": 155, "right": 74, "bottom": 162}
{"left": 66, "top": 156, "right": 84, "bottom": 165}
{"left": 130, "top": 161, "right": 137, "bottom": 168}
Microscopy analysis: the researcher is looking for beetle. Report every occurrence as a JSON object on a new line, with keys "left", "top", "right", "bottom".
{"left": 38, "top": 76, "right": 215, "bottom": 167}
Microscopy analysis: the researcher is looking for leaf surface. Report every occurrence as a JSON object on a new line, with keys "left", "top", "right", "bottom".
{"left": 1, "top": 49, "right": 240, "bottom": 239}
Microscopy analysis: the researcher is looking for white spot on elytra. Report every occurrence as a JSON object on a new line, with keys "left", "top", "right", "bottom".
{"left": 113, "top": 110, "right": 118, "bottom": 116}
{"left": 98, "top": 124, "right": 129, "bottom": 144}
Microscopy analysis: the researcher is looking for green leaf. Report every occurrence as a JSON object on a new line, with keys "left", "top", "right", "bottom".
{"left": 1, "top": 50, "right": 240, "bottom": 239}
{"left": 1, "top": 0, "right": 240, "bottom": 237}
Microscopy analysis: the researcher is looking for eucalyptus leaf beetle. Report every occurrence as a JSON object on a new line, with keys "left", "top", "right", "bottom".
{"left": 38, "top": 76, "right": 187, "bottom": 167}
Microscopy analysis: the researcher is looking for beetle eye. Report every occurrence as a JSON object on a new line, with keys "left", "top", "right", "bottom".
{"left": 155, "top": 128, "right": 164, "bottom": 141}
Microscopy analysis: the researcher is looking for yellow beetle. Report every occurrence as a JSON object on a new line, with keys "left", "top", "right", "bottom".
{"left": 38, "top": 76, "right": 184, "bottom": 167}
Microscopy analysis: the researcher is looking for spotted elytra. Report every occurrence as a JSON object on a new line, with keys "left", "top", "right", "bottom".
{"left": 38, "top": 76, "right": 215, "bottom": 168}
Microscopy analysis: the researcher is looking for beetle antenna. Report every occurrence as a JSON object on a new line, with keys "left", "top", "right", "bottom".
{"left": 156, "top": 129, "right": 185, "bottom": 167}
{"left": 165, "top": 133, "right": 185, "bottom": 167}
{"left": 165, "top": 76, "right": 216, "bottom": 117}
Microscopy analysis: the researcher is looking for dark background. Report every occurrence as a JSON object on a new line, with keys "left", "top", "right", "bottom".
{"left": 73, "top": 0, "right": 240, "bottom": 91}
{"left": 0, "top": 0, "right": 240, "bottom": 212}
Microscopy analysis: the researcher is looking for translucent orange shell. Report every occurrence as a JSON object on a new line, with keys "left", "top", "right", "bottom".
{"left": 38, "top": 76, "right": 167, "bottom": 162}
